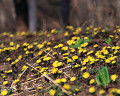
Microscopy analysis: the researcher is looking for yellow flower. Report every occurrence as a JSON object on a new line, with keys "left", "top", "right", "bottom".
{"left": 36, "top": 59, "right": 41, "bottom": 64}
{"left": 53, "top": 45, "right": 58, "bottom": 49}
{"left": 89, "top": 79, "right": 95, "bottom": 84}
{"left": 64, "top": 31, "right": 69, "bottom": 36}
{"left": 51, "top": 68, "right": 58, "bottom": 74}
{"left": 13, "top": 79, "right": 19, "bottom": 84}
{"left": 67, "top": 40, "right": 75, "bottom": 45}
{"left": 43, "top": 56, "right": 51, "bottom": 61}
{"left": 53, "top": 61, "right": 58, "bottom": 67}
{"left": 116, "top": 89, "right": 120, "bottom": 94}
{"left": 37, "top": 87, "right": 42, "bottom": 90}
{"left": 67, "top": 59, "right": 72, "bottom": 62}
{"left": 52, "top": 52, "right": 57, "bottom": 55}
{"left": 1, "top": 90, "right": 8, "bottom": 96}
{"left": 51, "top": 29, "right": 57, "bottom": 34}
{"left": 89, "top": 87, "right": 95, "bottom": 93}
{"left": 75, "top": 88, "right": 79, "bottom": 91}
{"left": 111, "top": 60, "right": 116, "bottom": 64}
{"left": 62, "top": 46, "right": 68, "bottom": 51}
{"left": 63, "top": 53, "right": 69, "bottom": 56}
{"left": 70, "top": 77, "right": 76, "bottom": 82}
{"left": 22, "top": 65, "right": 28, "bottom": 71}
{"left": 55, "top": 79, "right": 61, "bottom": 83}
{"left": 49, "top": 89, "right": 56, "bottom": 96}
{"left": 61, "top": 78, "right": 67, "bottom": 82}
{"left": 84, "top": 42, "right": 88, "bottom": 47}
{"left": 10, "top": 42, "right": 14, "bottom": 46}
{"left": 72, "top": 55, "right": 78, "bottom": 60}
{"left": 58, "top": 70, "right": 62, "bottom": 73}
{"left": 58, "top": 44, "right": 63, "bottom": 47}
{"left": 110, "top": 74, "right": 118, "bottom": 81}
{"left": 82, "top": 72, "right": 90, "bottom": 79}
{"left": 63, "top": 84, "right": 70, "bottom": 90}
{"left": 25, "top": 51, "right": 29, "bottom": 54}
{"left": 27, "top": 78, "right": 31, "bottom": 81}
{"left": 38, "top": 51, "right": 43, "bottom": 55}
{"left": 109, "top": 88, "right": 118, "bottom": 93}
{"left": 93, "top": 44, "right": 98, "bottom": 47}
{"left": 3, "top": 81, "right": 8, "bottom": 85}
{"left": 81, "top": 67, "right": 86, "bottom": 71}
{"left": 109, "top": 35, "right": 114, "bottom": 38}
{"left": 7, "top": 70, "right": 12, "bottom": 73}
{"left": 99, "top": 89, "right": 105, "bottom": 95}
{"left": 46, "top": 47, "right": 51, "bottom": 51}
{"left": 105, "top": 59, "right": 110, "bottom": 63}
{"left": 41, "top": 72, "right": 47, "bottom": 77}
{"left": 101, "top": 29, "right": 105, "bottom": 32}
{"left": 103, "top": 50, "right": 109, "bottom": 55}
{"left": 2, "top": 76, "right": 6, "bottom": 79}
{"left": 84, "top": 37, "right": 88, "bottom": 40}
{"left": 6, "top": 58, "right": 11, "bottom": 61}
{"left": 71, "top": 48, "right": 75, "bottom": 52}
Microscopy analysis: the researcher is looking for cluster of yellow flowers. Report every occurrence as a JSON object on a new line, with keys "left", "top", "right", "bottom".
{"left": 1, "top": 26, "right": 120, "bottom": 96}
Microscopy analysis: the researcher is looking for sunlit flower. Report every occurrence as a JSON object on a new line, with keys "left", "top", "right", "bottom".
{"left": 62, "top": 46, "right": 68, "bottom": 51}
{"left": 81, "top": 67, "right": 87, "bottom": 71}
{"left": 99, "top": 89, "right": 105, "bottom": 95}
{"left": 36, "top": 59, "right": 41, "bottom": 64}
{"left": 82, "top": 72, "right": 90, "bottom": 79}
{"left": 72, "top": 55, "right": 78, "bottom": 60}
{"left": 89, "top": 87, "right": 95, "bottom": 93}
{"left": 51, "top": 68, "right": 58, "bottom": 74}
{"left": 49, "top": 89, "right": 56, "bottom": 96}
{"left": 22, "top": 65, "right": 28, "bottom": 71}
{"left": 13, "top": 79, "right": 19, "bottom": 84}
{"left": 61, "top": 78, "right": 67, "bottom": 82}
{"left": 63, "top": 84, "right": 70, "bottom": 90}
{"left": 1, "top": 90, "right": 8, "bottom": 96}
{"left": 70, "top": 77, "right": 76, "bottom": 82}
{"left": 67, "top": 58, "right": 72, "bottom": 62}
{"left": 64, "top": 31, "right": 69, "bottom": 36}
{"left": 89, "top": 79, "right": 95, "bottom": 84}
{"left": 93, "top": 44, "right": 98, "bottom": 47}
{"left": 37, "top": 87, "right": 42, "bottom": 90}
{"left": 10, "top": 42, "right": 14, "bottom": 46}
{"left": 55, "top": 79, "right": 61, "bottom": 83}
{"left": 58, "top": 70, "right": 62, "bottom": 73}
{"left": 111, "top": 74, "right": 118, "bottom": 81}
{"left": 3, "top": 81, "right": 8, "bottom": 85}
{"left": 58, "top": 44, "right": 63, "bottom": 48}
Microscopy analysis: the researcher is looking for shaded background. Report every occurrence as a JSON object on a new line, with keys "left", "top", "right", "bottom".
{"left": 0, "top": 0, "right": 120, "bottom": 33}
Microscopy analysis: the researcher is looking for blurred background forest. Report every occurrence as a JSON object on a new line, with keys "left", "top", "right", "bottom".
{"left": 0, "top": 0, "right": 120, "bottom": 33}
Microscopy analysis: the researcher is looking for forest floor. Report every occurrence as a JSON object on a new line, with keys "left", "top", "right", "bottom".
{"left": 0, "top": 26, "right": 120, "bottom": 96}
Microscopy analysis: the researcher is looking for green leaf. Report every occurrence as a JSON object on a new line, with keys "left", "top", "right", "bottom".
{"left": 104, "top": 66, "right": 110, "bottom": 84}
{"left": 75, "top": 38, "right": 84, "bottom": 47}
{"left": 7, "top": 87, "right": 12, "bottom": 95}
{"left": 99, "top": 69, "right": 107, "bottom": 87}
{"left": 104, "top": 37, "right": 112, "bottom": 44}
{"left": 86, "top": 38, "right": 92, "bottom": 42}
{"left": 95, "top": 66, "right": 110, "bottom": 87}
{"left": 69, "top": 38, "right": 92, "bottom": 48}
{"left": 95, "top": 74, "right": 101, "bottom": 86}
{"left": 69, "top": 45, "right": 78, "bottom": 48}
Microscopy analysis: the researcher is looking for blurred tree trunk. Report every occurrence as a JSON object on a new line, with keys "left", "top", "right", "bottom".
{"left": 61, "top": 0, "right": 70, "bottom": 27}
{"left": 14, "top": 0, "right": 28, "bottom": 32}
{"left": 115, "top": 0, "right": 120, "bottom": 25}
{"left": 27, "top": 0, "right": 36, "bottom": 32}
{"left": 10, "top": 0, "right": 16, "bottom": 21}
{"left": 0, "top": 0, "right": 5, "bottom": 28}
{"left": 70, "top": 0, "right": 90, "bottom": 27}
